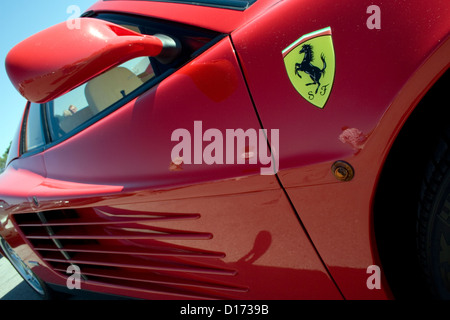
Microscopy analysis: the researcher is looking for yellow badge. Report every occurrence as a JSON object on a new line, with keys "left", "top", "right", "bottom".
{"left": 282, "top": 27, "right": 335, "bottom": 109}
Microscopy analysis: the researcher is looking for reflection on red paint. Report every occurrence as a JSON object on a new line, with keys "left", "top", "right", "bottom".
{"left": 181, "top": 59, "right": 238, "bottom": 103}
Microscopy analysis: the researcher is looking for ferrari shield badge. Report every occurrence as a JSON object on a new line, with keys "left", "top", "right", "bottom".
{"left": 282, "top": 27, "right": 335, "bottom": 109}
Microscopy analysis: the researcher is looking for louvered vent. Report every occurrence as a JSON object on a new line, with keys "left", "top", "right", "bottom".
{"left": 13, "top": 207, "right": 247, "bottom": 298}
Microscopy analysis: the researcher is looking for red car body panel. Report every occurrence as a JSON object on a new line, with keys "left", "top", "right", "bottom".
{"left": 231, "top": 0, "right": 450, "bottom": 299}
{"left": 0, "top": 0, "right": 448, "bottom": 300}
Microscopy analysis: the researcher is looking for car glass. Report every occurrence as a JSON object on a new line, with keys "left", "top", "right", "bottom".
{"left": 46, "top": 56, "right": 155, "bottom": 141}
{"left": 23, "top": 103, "right": 46, "bottom": 153}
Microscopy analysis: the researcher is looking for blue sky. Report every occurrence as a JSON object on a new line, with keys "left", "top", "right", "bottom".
{"left": 0, "top": 0, "right": 97, "bottom": 156}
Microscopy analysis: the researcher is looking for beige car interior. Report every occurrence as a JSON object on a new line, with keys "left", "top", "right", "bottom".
{"left": 58, "top": 67, "right": 143, "bottom": 134}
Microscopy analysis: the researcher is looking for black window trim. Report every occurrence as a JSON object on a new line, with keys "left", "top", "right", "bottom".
{"left": 19, "top": 102, "right": 30, "bottom": 156}
{"left": 103, "top": 0, "right": 258, "bottom": 11}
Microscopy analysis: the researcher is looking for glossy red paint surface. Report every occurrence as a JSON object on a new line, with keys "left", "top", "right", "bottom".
{"left": 230, "top": 0, "right": 449, "bottom": 299}
{"left": 231, "top": 0, "right": 449, "bottom": 299}
{"left": 0, "top": 0, "right": 448, "bottom": 300}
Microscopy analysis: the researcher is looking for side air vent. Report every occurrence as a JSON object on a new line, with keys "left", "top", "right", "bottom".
{"left": 13, "top": 207, "right": 247, "bottom": 299}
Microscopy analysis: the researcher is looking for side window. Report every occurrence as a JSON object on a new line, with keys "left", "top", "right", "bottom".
{"left": 46, "top": 57, "right": 155, "bottom": 140}
{"left": 22, "top": 103, "right": 46, "bottom": 153}
{"left": 43, "top": 14, "right": 220, "bottom": 143}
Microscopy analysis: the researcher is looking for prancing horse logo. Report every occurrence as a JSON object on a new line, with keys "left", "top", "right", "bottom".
{"left": 295, "top": 44, "right": 326, "bottom": 94}
{"left": 282, "top": 27, "right": 335, "bottom": 109}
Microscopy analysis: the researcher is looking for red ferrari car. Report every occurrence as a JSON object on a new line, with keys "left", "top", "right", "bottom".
{"left": 0, "top": 0, "right": 449, "bottom": 300}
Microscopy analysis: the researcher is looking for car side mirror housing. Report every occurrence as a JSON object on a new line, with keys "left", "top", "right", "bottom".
{"left": 5, "top": 18, "right": 180, "bottom": 103}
